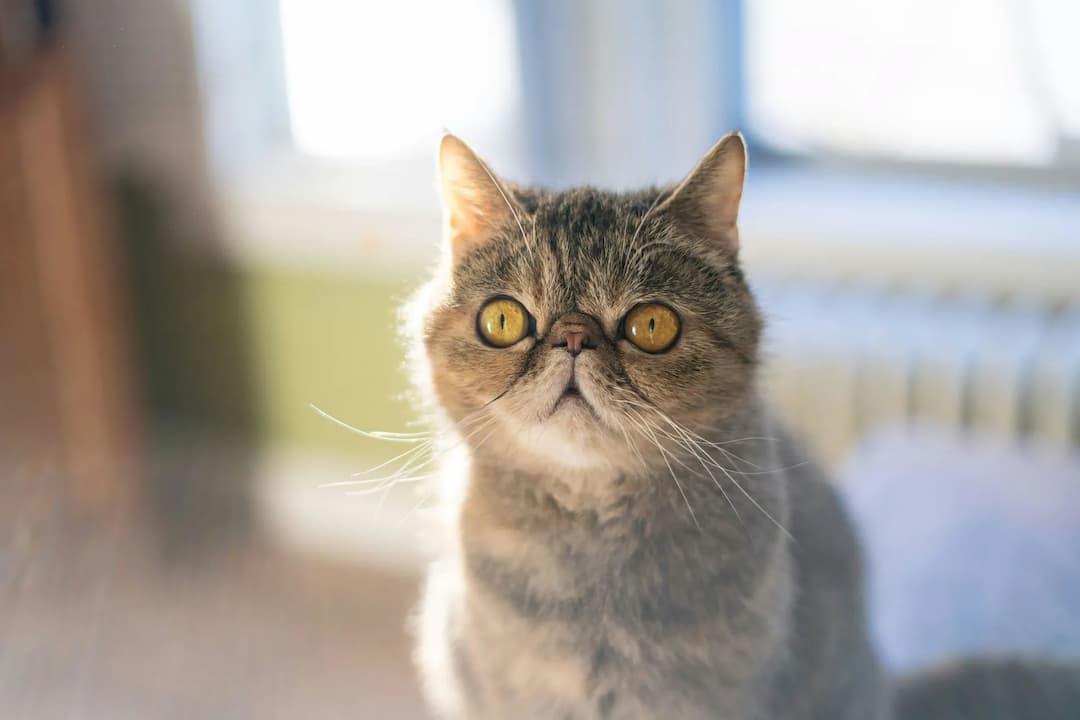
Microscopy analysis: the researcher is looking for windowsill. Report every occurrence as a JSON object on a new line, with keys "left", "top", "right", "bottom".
{"left": 214, "top": 149, "right": 442, "bottom": 275}
{"left": 215, "top": 150, "right": 1080, "bottom": 303}
{"left": 739, "top": 165, "right": 1080, "bottom": 304}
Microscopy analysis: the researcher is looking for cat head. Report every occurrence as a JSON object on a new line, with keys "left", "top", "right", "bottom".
{"left": 409, "top": 133, "right": 761, "bottom": 476}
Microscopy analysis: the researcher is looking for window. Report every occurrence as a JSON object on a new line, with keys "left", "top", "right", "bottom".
{"left": 204, "top": 0, "right": 1077, "bottom": 276}
{"left": 278, "top": 0, "right": 520, "bottom": 160}
{"left": 746, "top": 0, "right": 1080, "bottom": 168}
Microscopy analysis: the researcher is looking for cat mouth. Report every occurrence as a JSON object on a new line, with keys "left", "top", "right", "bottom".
{"left": 551, "top": 376, "right": 596, "bottom": 417}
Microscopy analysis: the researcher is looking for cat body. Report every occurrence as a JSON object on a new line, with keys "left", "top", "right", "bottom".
{"left": 416, "top": 409, "right": 887, "bottom": 719}
{"left": 409, "top": 134, "right": 889, "bottom": 719}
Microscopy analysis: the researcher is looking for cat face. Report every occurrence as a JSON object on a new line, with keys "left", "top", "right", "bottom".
{"left": 414, "top": 135, "right": 761, "bottom": 474}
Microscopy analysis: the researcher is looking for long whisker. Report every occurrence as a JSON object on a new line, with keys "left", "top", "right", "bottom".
{"left": 390, "top": 417, "right": 502, "bottom": 528}
{"left": 622, "top": 407, "right": 700, "bottom": 530}
{"left": 331, "top": 419, "right": 497, "bottom": 498}
{"left": 310, "top": 404, "right": 429, "bottom": 442}
{"left": 367, "top": 430, "right": 433, "bottom": 439}
{"left": 623, "top": 408, "right": 697, "bottom": 474}
{"left": 677, "top": 435, "right": 793, "bottom": 543}
{"left": 615, "top": 397, "right": 778, "bottom": 470}
{"left": 476, "top": 159, "right": 533, "bottom": 263}
{"left": 619, "top": 401, "right": 742, "bottom": 525}
{"left": 615, "top": 395, "right": 794, "bottom": 542}
{"left": 651, "top": 415, "right": 745, "bottom": 529}
{"left": 346, "top": 440, "right": 433, "bottom": 478}
{"left": 617, "top": 420, "right": 648, "bottom": 470}
{"left": 318, "top": 407, "right": 495, "bottom": 494}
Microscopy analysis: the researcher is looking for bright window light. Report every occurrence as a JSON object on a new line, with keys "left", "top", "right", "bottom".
{"left": 747, "top": 0, "right": 1080, "bottom": 166}
{"left": 279, "top": 0, "right": 520, "bottom": 159}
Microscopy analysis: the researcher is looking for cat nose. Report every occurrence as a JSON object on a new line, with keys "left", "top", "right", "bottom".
{"left": 554, "top": 323, "right": 593, "bottom": 356}
{"left": 548, "top": 313, "right": 601, "bottom": 355}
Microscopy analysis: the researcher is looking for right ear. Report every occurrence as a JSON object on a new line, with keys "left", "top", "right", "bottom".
{"left": 655, "top": 132, "right": 747, "bottom": 259}
{"left": 438, "top": 133, "right": 521, "bottom": 261}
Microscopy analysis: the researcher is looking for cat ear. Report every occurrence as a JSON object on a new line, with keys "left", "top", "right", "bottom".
{"left": 657, "top": 132, "right": 747, "bottom": 256}
{"left": 438, "top": 133, "right": 521, "bottom": 260}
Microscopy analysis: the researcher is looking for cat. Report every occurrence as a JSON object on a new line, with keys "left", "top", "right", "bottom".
{"left": 405, "top": 133, "right": 1079, "bottom": 719}
{"left": 406, "top": 132, "right": 886, "bottom": 719}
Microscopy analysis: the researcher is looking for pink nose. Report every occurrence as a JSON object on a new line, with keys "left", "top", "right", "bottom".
{"left": 561, "top": 329, "right": 590, "bottom": 356}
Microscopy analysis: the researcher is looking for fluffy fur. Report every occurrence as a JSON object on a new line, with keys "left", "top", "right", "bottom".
{"left": 407, "top": 133, "right": 885, "bottom": 719}
{"left": 405, "top": 134, "right": 1077, "bottom": 719}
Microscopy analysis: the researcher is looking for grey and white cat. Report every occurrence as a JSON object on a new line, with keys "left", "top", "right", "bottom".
{"left": 406, "top": 133, "right": 1079, "bottom": 719}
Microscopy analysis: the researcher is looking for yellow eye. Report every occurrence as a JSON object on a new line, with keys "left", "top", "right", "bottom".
{"left": 624, "top": 303, "right": 680, "bottom": 353}
{"left": 477, "top": 297, "right": 530, "bottom": 347}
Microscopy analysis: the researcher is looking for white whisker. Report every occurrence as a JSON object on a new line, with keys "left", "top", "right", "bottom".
{"left": 622, "top": 407, "right": 700, "bottom": 530}
{"left": 613, "top": 395, "right": 794, "bottom": 542}
{"left": 310, "top": 404, "right": 428, "bottom": 442}
{"left": 476, "top": 158, "right": 533, "bottom": 264}
{"left": 348, "top": 440, "right": 433, "bottom": 478}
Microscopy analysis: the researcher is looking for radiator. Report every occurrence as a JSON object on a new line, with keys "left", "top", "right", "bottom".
{"left": 755, "top": 278, "right": 1080, "bottom": 468}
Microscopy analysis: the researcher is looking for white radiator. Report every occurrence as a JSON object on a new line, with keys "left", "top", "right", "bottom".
{"left": 756, "top": 278, "right": 1080, "bottom": 468}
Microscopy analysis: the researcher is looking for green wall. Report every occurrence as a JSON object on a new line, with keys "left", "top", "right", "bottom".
{"left": 241, "top": 266, "right": 425, "bottom": 459}
{"left": 115, "top": 177, "right": 443, "bottom": 556}
{"left": 120, "top": 176, "right": 428, "bottom": 462}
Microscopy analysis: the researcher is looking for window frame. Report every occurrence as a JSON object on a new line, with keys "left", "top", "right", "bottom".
{"left": 190, "top": 0, "right": 1080, "bottom": 304}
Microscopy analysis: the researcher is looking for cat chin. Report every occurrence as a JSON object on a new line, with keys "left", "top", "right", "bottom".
{"left": 507, "top": 414, "right": 627, "bottom": 474}
{"left": 531, "top": 434, "right": 615, "bottom": 472}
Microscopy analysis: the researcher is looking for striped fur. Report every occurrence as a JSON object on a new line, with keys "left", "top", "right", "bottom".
{"left": 408, "top": 135, "right": 888, "bottom": 719}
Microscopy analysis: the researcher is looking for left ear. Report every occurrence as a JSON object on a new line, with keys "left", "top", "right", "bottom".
{"left": 438, "top": 133, "right": 521, "bottom": 263}
{"left": 656, "top": 132, "right": 747, "bottom": 256}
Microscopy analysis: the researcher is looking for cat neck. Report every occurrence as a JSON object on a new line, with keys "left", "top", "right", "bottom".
{"left": 451, "top": 391, "right": 790, "bottom": 593}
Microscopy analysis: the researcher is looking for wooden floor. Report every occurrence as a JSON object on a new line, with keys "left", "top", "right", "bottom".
{"left": 0, "top": 464, "right": 432, "bottom": 720}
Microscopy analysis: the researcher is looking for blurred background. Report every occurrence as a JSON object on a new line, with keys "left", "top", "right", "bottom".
{"left": 2, "top": 1, "right": 1078, "bottom": 717}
